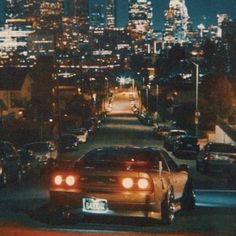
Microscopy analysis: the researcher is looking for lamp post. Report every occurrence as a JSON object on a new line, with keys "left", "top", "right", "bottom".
{"left": 191, "top": 61, "right": 200, "bottom": 137}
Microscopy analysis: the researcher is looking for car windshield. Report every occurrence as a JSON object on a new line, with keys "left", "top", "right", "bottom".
{"left": 208, "top": 143, "right": 236, "bottom": 153}
{"left": 24, "top": 143, "right": 50, "bottom": 152}
{"left": 180, "top": 137, "right": 197, "bottom": 144}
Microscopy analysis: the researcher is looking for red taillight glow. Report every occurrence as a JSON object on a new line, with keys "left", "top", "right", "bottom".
{"left": 54, "top": 175, "right": 63, "bottom": 185}
{"left": 138, "top": 178, "right": 149, "bottom": 189}
{"left": 122, "top": 178, "right": 134, "bottom": 189}
{"left": 122, "top": 177, "right": 151, "bottom": 190}
{"left": 65, "top": 175, "right": 75, "bottom": 186}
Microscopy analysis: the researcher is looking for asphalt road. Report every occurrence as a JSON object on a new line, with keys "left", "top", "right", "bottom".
{"left": 0, "top": 90, "right": 236, "bottom": 236}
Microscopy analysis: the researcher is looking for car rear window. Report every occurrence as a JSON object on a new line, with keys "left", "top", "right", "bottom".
{"left": 81, "top": 148, "right": 167, "bottom": 169}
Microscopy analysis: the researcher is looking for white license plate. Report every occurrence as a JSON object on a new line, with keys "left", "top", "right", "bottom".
{"left": 83, "top": 198, "right": 108, "bottom": 212}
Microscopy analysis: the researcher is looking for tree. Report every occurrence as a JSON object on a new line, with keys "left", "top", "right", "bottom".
{"left": 200, "top": 75, "right": 235, "bottom": 129}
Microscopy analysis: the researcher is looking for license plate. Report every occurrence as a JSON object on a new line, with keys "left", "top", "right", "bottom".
{"left": 83, "top": 198, "right": 108, "bottom": 212}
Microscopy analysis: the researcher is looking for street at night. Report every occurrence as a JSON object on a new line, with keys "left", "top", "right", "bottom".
{"left": 0, "top": 90, "right": 236, "bottom": 236}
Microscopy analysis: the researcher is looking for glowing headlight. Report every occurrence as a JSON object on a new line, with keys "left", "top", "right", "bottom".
{"left": 65, "top": 175, "right": 75, "bottom": 186}
{"left": 138, "top": 178, "right": 149, "bottom": 189}
{"left": 54, "top": 175, "right": 63, "bottom": 185}
{"left": 122, "top": 177, "right": 133, "bottom": 189}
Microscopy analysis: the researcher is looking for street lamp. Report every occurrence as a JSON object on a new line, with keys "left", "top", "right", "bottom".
{"left": 191, "top": 61, "right": 200, "bottom": 137}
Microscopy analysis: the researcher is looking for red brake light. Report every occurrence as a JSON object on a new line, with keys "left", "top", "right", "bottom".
{"left": 54, "top": 175, "right": 63, "bottom": 185}
{"left": 122, "top": 178, "right": 133, "bottom": 189}
{"left": 65, "top": 175, "right": 75, "bottom": 186}
{"left": 138, "top": 178, "right": 149, "bottom": 189}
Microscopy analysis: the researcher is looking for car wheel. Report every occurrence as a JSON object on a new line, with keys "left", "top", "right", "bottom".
{"left": 181, "top": 179, "right": 195, "bottom": 210}
{"left": 161, "top": 188, "right": 175, "bottom": 224}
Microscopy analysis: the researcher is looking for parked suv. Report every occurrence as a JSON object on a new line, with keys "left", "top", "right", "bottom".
{"left": 0, "top": 141, "right": 22, "bottom": 186}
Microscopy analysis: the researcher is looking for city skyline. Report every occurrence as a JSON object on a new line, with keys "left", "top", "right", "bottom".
{"left": 117, "top": 0, "right": 236, "bottom": 30}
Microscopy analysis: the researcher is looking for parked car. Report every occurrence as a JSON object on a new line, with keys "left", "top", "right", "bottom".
{"left": 18, "top": 148, "right": 39, "bottom": 178}
{"left": 163, "top": 129, "right": 188, "bottom": 151}
{"left": 58, "top": 134, "right": 79, "bottom": 152}
{"left": 137, "top": 112, "right": 153, "bottom": 126}
{"left": 226, "top": 160, "right": 236, "bottom": 187}
{"left": 172, "top": 135, "right": 200, "bottom": 159}
{"left": 49, "top": 146, "right": 195, "bottom": 224}
{"left": 0, "top": 141, "right": 23, "bottom": 186}
{"left": 196, "top": 142, "right": 236, "bottom": 174}
{"left": 71, "top": 128, "right": 89, "bottom": 143}
{"left": 153, "top": 125, "right": 171, "bottom": 139}
{"left": 23, "top": 141, "right": 58, "bottom": 167}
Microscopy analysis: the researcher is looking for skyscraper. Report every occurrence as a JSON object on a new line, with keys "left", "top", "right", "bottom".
{"left": 127, "top": 0, "right": 153, "bottom": 35}
{"left": 5, "top": 0, "right": 25, "bottom": 19}
{"left": 0, "top": 1, "right": 5, "bottom": 25}
{"left": 89, "top": 0, "right": 116, "bottom": 29}
{"left": 164, "top": 0, "right": 191, "bottom": 44}
{"left": 106, "top": 0, "right": 116, "bottom": 28}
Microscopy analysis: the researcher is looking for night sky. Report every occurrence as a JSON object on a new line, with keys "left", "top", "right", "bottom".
{"left": 116, "top": 0, "right": 236, "bottom": 30}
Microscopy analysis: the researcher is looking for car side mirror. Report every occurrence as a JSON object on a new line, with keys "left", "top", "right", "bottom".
{"left": 178, "top": 164, "right": 189, "bottom": 171}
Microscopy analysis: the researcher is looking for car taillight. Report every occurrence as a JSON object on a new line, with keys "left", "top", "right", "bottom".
{"left": 122, "top": 177, "right": 151, "bottom": 190}
{"left": 53, "top": 174, "right": 77, "bottom": 186}
{"left": 122, "top": 178, "right": 133, "bottom": 189}
{"left": 137, "top": 178, "right": 149, "bottom": 189}
{"left": 54, "top": 175, "right": 63, "bottom": 185}
{"left": 65, "top": 175, "right": 75, "bottom": 186}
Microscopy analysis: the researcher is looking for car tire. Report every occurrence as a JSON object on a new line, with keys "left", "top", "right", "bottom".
{"left": 161, "top": 188, "right": 175, "bottom": 224}
{"left": 181, "top": 179, "right": 195, "bottom": 210}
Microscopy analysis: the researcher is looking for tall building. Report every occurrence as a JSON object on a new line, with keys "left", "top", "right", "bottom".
{"left": 89, "top": 0, "right": 116, "bottom": 29}
{"left": 106, "top": 0, "right": 116, "bottom": 28}
{"left": 24, "top": 0, "right": 40, "bottom": 18}
{"left": 164, "top": 0, "right": 191, "bottom": 45}
{"left": 64, "top": 0, "right": 89, "bottom": 31}
{"left": 0, "top": 1, "right": 5, "bottom": 25}
{"left": 5, "top": 0, "right": 25, "bottom": 19}
{"left": 89, "top": 0, "right": 107, "bottom": 28}
{"left": 127, "top": 0, "right": 153, "bottom": 35}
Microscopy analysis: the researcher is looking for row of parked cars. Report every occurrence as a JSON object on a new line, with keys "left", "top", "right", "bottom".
{"left": 0, "top": 113, "right": 107, "bottom": 187}
{"left": 153, "top": 124, "right": 236, "bottom": 184}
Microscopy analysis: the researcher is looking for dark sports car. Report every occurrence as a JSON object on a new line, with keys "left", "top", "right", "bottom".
{"left": 49, "top": 146, "right": 195, "bottom": 224}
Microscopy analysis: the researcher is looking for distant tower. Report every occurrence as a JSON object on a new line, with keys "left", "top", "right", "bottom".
{"left": 89, "top": 0, "right": 116, "bottom": 29}
{"left": 0, "top": 0, "right": 5, "bottom": 25}
{"left": 106, "top": 0, "right": 116, "bottom": 28}
{"left": 127, "top": 0, "right": 153, "bottom": 35}
{"left": 164, "top": 0, "right": 191, "bottom": 44}
{"left": 5, "top": 0, "right": 25, "bottom": 19}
